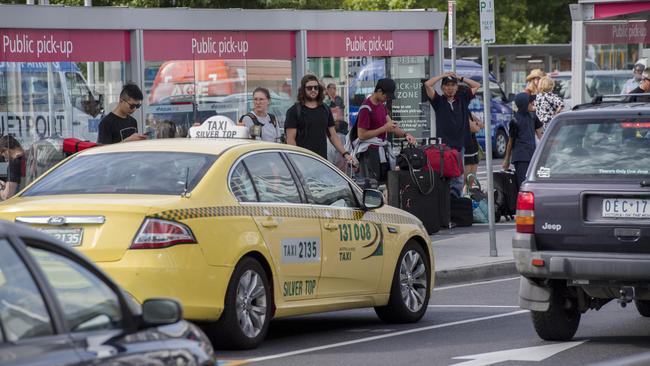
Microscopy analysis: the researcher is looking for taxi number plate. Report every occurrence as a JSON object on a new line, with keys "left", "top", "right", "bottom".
{"left": 38, "top": 228, "right": 84, "bottom": 247}
{"left": 602, "top": 198, "right": 650, "bottom": 218}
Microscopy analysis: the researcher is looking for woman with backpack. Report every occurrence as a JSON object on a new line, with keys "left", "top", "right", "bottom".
{"left": 239, "top": 87, "right": 282, "bottom": 143}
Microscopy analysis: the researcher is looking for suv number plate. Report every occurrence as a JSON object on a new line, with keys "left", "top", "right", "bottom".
{"left": 602, "top": 199, "right": 650, "bottom": 218}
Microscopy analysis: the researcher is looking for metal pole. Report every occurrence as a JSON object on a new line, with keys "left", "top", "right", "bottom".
{"left": 448, "top": 0, "right": 456, "bottom": 73}
{"left": 482, "top": 42, "right": 497, "bottom": 257}
{"left": 86, "top": 0, "right": 94, "bottom": 89}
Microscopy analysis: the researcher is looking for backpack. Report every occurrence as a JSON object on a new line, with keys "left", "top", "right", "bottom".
{"left": 238, "top": 112, "right": 279, "bottom": 141}
{"left": 345, "top": 104, "right": 372, "bottom": 152}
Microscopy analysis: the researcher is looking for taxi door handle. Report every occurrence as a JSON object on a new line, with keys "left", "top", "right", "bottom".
{"left": 261, "top": 218, "right": 279, "bottom": 228}
{"left": 323, "top": 223, "right": 338, "bottom": 231}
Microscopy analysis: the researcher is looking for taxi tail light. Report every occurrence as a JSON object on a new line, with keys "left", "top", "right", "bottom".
{"left": 516, "top": 191, "right": 535, "bottom": 234}
{"left": 130, "top": 218, "right": 196, "bottom": 249}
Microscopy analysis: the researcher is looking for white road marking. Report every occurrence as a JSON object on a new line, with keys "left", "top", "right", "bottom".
{"left": 434, "top": 276, "right": 520, "bottom": 291}
{"left": 451, "top": 341, "right": 586, "bottom": 366}
{"left": 229, "top": 310, "right": 529, "bottom": 365}
{"left": 428, "top": 305, "right": 520, "bottom": 308}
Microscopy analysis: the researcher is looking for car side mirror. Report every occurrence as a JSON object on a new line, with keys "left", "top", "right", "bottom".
{"left": 142, "top": 298, "right": 182, "bottom": 326}
{"left": 362, "top": 189, "right": 384, "bottom": 210}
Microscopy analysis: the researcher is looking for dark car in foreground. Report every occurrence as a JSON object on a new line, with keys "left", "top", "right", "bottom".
{"left": 513, "top": 97, "right": 650, "bottom": 341}
{"left": 0, "top": 221, "right": 216, "bottom": 365}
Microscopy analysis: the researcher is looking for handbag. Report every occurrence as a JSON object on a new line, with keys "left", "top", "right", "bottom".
{"left": 397, "top": 142, "right": 427, "bottom": 171}
{"left": 422, "top": 139, "right": 463, "bottom": 178}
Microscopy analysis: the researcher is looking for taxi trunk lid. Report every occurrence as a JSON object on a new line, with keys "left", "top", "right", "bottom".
{"left": 531, "top": 182, "right": 650, "bottom": 254}
{"left": 0, "top": 195, "right": 183, "bottom": 261}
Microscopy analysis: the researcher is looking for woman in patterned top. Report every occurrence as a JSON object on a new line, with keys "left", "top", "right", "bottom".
{"left": 533, "top": 76, "right": 564, "bottom": 131}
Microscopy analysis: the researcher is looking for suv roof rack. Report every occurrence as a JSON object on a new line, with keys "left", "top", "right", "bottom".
{"left": 572, "top": 93, "right": 650, "bottom": 110}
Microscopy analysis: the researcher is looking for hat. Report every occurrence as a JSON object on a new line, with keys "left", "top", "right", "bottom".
{"left": 441, "top": 76, "right": 459, "bottom": 85}
{"left": 375, "top": 78, "right": 396, "bottom": 99}
{"left": 526, "top": 69, "right": 546, "bottom": 81}
{"left": 633, "top": 63, "right": 646, "bottom": 73}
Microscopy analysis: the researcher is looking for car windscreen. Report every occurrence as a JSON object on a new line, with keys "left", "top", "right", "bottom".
{"left": 21, "top": 152, "right": 217, "bottom": 196}
{"left": 533, "top": 118, "right": 650, "bottom": 181}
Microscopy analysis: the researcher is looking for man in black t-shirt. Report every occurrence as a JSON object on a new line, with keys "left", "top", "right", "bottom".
{"left": 285, "top": 74, "right": 356, "bottom": 165}
{"left": 97, "top": 83, "right": 147, "bottom": 144}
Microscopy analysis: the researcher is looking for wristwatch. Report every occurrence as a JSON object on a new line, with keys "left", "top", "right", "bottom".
{"left": 459, "top": 76, "right": 464, "bottom": 82}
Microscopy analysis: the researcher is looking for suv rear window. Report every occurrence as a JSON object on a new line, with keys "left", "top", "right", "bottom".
{"left": 534, "top": 118, "right": 650, "bottom": 180}
{"left": 22, "top": 152, "right": 216, "bottom": 196}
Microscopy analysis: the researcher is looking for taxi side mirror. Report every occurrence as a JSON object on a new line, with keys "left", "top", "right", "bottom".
{"left": 362, "top": 189, "right": 384, "bottom": 210}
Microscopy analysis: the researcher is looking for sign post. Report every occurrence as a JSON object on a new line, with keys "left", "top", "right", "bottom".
{"left": 479, "top": 0, "right": 498, "bottom": 257}
{"left": 448, "top": 0, "right": 456, "bottom": 72}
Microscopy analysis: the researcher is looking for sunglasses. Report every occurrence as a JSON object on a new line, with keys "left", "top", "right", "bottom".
{"left": 305, "top": 85, "right": 320, "bottom": 91}
{"left": 121, "top": 98, "right": 142, "bottom": 110}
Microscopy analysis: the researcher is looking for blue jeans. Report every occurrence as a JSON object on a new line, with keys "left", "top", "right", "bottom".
{"left": 450, "top": 147, "right": 465, "bottom": 198}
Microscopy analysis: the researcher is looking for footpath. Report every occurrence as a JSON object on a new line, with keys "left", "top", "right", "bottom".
{"left": 431, "top": 222, "right": 518, "bottom": 286}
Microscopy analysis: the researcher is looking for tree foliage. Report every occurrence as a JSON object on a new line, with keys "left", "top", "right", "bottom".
{"left": 2, "top": 0, "right": 573, "bottom": 44}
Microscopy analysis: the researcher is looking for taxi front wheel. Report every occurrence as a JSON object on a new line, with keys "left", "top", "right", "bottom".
{"left": 375, "top": 241, "right": 430, "bottom": 323}
{"left": 207, "top": 257, "right": 271, "bottom": 349}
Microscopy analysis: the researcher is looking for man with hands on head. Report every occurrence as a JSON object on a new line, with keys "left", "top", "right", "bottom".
{"left": 424, "top": 71, "right": 481, "bottom": 197}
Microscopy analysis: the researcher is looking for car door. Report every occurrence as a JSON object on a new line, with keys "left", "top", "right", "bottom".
{"left": 0, "top": 237, "right": 82, "bottom": 366}
{"left": 286, "top": 152, "right": 384, "bottom": 298}
{"left": 21, "top": 239, "right": 184, "bottom": 365}
{"left": 234, "top": 151, "right": 322, "bottom": 301}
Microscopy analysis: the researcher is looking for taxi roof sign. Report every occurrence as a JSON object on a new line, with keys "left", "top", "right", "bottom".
{"left": 188, "top": 115, "right": 250, "bottom": 139}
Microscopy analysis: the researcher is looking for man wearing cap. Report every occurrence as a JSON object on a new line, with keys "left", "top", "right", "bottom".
{"left": 524, "top": 69, "right": 545, "bottom": 95}
{"left": 424, "top": 72, "right": 481, "bottom": 197}
{"left": 623, "top": 61, "right": 646, "bottom": 94}
{"left": 628, "top": 69, "right": 650, "bottom": 103}
{"left": 354, "top": 78, "right": 417, "bottom": 184}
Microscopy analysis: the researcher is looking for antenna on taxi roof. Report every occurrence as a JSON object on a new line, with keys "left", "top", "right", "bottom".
{"left": 181, "top": 167, "right": 191, "bottom": 198}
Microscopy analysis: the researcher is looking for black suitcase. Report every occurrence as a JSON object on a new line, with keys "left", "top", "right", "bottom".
{"left": 438, "top": 178, "right": 451, "bottom": 229}
{"left": 387, "top": 169, "right": 441, "bottom": 234}
{"left": 450, "top": 196, "right": 473, "bottom": 227}
{"left": 493, "top": 170, "right": 518, "bottom": 220}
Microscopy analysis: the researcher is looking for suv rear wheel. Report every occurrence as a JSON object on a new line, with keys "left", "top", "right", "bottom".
{"left": 531, "top": 283, "right": 580, "bottom": 341}
{"left": 634, "top": 300, "right": 650, "bottom": 317}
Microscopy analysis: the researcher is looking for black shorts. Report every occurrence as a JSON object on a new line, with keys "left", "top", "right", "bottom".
{"left": 464, "top": 154, "right": 479, "bottom": 166}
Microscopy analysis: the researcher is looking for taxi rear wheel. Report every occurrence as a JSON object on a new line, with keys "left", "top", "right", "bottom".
{"left": 375, "top": 241, "right": 430, "bottom": 323}
{"left": 208, "top": 257, "right": 271, "bottom": 349}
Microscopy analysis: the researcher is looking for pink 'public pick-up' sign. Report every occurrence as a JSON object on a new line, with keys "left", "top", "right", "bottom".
{"left": 0, "top": 29, "right": 130, "bottom": 62}
{"left": 308, "top": 31, "right": 433, "bottom": 57}
{"left": 586, "top": 22, "right": 650, "bottom": 45}
{"left": 144, "top": 31, "right": 295, "bottom": 61}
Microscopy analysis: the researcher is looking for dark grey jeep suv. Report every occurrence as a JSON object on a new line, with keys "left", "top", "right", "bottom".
{"left": 513, "top": 98, "right": 650, "bottom": 341}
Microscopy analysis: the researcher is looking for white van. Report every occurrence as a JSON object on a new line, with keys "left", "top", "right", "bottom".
{"left": 0, "top": 61, "right": 103, "bottom": 181}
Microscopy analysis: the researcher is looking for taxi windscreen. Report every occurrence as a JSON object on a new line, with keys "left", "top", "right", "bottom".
{"left": 22, "top": 152, "right": 217, "bottom": 196}
{"left": 534, "top": 118, "right": 650, "bottom": 180}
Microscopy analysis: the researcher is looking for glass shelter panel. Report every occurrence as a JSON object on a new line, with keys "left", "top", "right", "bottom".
{"left": 0, "top": 29, "right": 129, "bottom": 184}
{"left": 307, "top": 31, "right": 433, "bottom": 140}
{"left": 143, "top": 31, "right": 294, "bottom": 138}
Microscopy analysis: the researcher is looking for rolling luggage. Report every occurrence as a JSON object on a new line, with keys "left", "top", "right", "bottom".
{"left": 450, "top": 196, "right": 473, "bottom": 227}
{"left": 387, "top": 169, "right": 442, "bottom": 234}
{"left": 493, "top": 169, "right": 518, "bottom": 221}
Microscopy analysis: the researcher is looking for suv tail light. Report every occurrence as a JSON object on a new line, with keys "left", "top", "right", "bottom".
{"left": 516, "top": 191, "right": 535, "bottom": 233}
{"left": 131, "top": 218, "right": 196, "bottom": 249}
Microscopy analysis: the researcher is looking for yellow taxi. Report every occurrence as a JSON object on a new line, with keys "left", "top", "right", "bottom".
{"left": 0, "top": 117, "right": 434, "bottom": 349}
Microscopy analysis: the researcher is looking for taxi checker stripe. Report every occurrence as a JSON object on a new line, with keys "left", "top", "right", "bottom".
{"left": 151, "top": 205, "right": 418, "bottom": 225}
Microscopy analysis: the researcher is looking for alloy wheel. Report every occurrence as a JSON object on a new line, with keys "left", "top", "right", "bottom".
{"left": 399, "top": 250, "right": 427, "bottom": 312}
{"left": 235, "top": 269, "right": 267, "bottom": 338}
